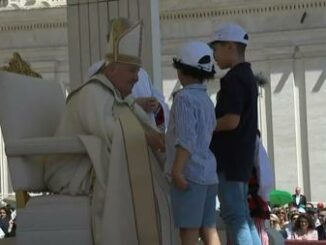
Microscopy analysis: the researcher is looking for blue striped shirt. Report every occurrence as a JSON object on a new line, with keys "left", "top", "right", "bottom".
{"left": 165, "top": 83, "right": 218, "bottom": 185}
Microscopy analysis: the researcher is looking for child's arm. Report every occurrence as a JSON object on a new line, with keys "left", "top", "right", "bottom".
{"left": 171, "top": 94, "right": 196, "bottom": 190}
{"left": 172, "top": 146, "right": 190, "bottom": 190}
{"left": 215, "top": 77, "right": 244, "bottom": 132}
{"left": 215, "top": 114, "right": 240, "bottom": 132}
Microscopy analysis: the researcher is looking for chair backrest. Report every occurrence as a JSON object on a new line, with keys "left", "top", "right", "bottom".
{"left": 0, "top": 71, "right": 65, "bottom": 191}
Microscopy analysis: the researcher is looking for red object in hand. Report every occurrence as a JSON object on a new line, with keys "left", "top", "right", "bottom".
{"left": 155, "top": 105, "right": 165, "bottom": 127}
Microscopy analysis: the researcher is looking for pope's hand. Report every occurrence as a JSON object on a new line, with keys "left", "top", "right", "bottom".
{"left": 135, "top": 97, "right": 160, "bottom": 113}
{"left": 145, "top": 131, "right": 165, "bottom": 152}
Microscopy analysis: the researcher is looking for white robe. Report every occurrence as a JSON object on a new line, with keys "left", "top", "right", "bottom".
{"left": 44, "top": 74, "right": 177, "bottom": 245}
{"left": 132, "top": 68, "right": 170, "bottom": 131}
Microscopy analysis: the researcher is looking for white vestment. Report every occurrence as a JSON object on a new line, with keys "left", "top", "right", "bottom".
{"left": 44, "top": 74, "right": 177, "bottom": 245}
{"left": 254, "top": 137, "right": 274, "bottom": 202}
{"left": 132, "top": 68, "right": 170, "bottom": 130}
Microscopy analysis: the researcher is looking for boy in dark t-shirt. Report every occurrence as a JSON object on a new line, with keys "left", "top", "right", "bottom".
{"left": 209, "top": 23, "right": 260, "bottom": 245}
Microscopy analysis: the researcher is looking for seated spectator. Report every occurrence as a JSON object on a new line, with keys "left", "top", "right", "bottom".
{"left": 290, "top": 213, "right": 318, "bottom": 240}
{"left": 275, "top": 208, "right": 288, "bottom": 229}
{"left": 306, "top": 206, "right": 320, "bottom": 227}
{"left": 0, "top": 207, "right": 15, "bottom": 238}
{"left": 269, "top": 213, "right": 281, "bottom": 231}
{"left": 316, "top": 210, "right": 326, "bottom": 240}
{"left": 288, "top": 206, "right": 299, "bottom": 218}
{"left": 270, "top": 213, "right": 281, "bottom": 230}
{"left": 284, "top": 212, "right": 299, "bottom": 239}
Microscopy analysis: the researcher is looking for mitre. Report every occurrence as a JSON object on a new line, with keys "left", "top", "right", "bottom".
{"left": 106, "top": 18, "right": 143, "bottom": 66}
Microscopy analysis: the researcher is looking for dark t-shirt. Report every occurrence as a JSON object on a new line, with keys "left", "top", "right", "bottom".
{"left": 210, "top": 62, "right": 258, "bottom": 182}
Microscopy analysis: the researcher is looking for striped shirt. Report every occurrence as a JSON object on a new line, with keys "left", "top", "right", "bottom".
{"left": 165, "top": 83, "right": 218, "bottom": 185}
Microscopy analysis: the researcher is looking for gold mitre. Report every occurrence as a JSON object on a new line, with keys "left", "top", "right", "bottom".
{"left": 106, "top": 18, "right": 143, "bottom": 66}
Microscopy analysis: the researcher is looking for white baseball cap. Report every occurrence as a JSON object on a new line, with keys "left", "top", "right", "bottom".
{"left": 210, "top": 23, "right": 249, "bottom": 45}
{"left": 173, "top": 41, "right": 215, "bottom": 73}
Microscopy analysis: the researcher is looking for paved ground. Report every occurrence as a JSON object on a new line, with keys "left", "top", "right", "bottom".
{"left": 0, "top": 238, "right": 14, "bottom": 245}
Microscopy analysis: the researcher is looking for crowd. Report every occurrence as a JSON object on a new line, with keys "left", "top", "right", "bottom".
{"left": 269, "top": 191, "right": 326, "bottom": 241}
{"left": 0, "top": 204, "right": 16, "bottom": 239}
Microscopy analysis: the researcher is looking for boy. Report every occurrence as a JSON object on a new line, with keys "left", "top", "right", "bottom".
{"left": 209, "top": 23, "right": 261, "bottom": 245}
{"left": 165, "top": 41, "right": 220, "bottom": 245}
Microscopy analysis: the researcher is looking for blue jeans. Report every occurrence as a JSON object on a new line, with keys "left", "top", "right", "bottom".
{"left": 218, "top": 173, "right": 261, "bottom": 245}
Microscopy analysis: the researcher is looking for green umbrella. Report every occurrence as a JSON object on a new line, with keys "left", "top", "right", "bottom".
{"left": 269, "top": 190, "right": 292, "bottom": 206}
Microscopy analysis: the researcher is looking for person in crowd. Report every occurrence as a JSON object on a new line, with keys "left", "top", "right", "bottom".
{"left": 165, "top": 41, "right": 220, "bottom": 245}
{"left": 209, "top": 22, "right": 260, "bottom": 245}
{"left": 275, "top": 208, "right": 289, "bottom": 229}
{"left": 270, "top": 214, "right": 282, "bottom": 231}
{"left": 292, "top": 187, "right": 307, "bottom": 209}
{"left": 0, "top": 207, "right": 15, "bottom": 238}
{"left": 44, "top": 17, "right": 176, "bottom": 245}
{"left": 306, "top": 206, "right": 321, "bottom": 227}
{"left": 284, "top": 212, "right": 299, "bottom": 239}
{"left": 317, "top": 203, "right": 325, "bottom": 211}
{"left": 290, "top": 213, "right": 318, "bottom": 240}
{"left": 316, "top": 210, "right": 326, "bottom": 240}
{"left": 288, "top": 206, "right": 299, "bottom": 215}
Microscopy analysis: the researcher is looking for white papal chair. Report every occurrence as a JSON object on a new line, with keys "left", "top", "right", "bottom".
{"left": 0, "top": 72, "right": 93, "bottom": 245}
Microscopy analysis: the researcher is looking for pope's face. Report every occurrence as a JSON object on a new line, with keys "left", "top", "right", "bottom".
{"left": 108, "top": 63, "right": 140, "bottom": 97}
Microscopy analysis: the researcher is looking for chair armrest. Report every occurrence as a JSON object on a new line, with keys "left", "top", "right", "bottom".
{"left": 5, "top": 137, "right": 87, "bottom": 156}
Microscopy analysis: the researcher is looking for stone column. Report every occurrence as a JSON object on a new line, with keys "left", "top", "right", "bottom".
{"left": 67, "top": 0, "right": 161, "bottom": 90}
{"left": 261, "top": 62, "right": 276, "bottom": 189}
{"left": 139, "top": 0, "right": 162, "bottom": 89}
{"left": 292, "top": 46, "right": 311, "bottom": 200}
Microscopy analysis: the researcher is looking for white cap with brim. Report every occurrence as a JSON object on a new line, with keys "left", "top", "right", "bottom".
{"left": 174, "top": 41, "right": 215, "bottom": 73}
{"left": 210, "top": 23, "right": 249, "bottom": 45}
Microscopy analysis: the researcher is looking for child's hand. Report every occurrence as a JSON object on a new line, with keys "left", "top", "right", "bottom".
{"left": 172, "top": 170, "right": 188, "bottom": 190}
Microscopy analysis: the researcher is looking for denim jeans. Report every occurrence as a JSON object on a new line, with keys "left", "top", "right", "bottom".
{"left": 218, "top": 173, "right": 261, "bottom": 245}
